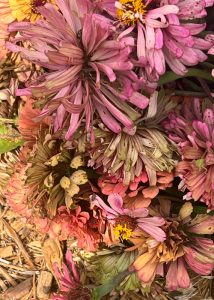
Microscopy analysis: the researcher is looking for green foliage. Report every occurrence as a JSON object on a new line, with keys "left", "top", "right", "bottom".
{"left": 0, "top": 124, "right": 23, "bottom": 154}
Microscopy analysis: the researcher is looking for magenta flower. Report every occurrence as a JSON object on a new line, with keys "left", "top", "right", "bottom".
{"left": 91, "top": 193, "right": 166, "bottom": 242}
{"left": 6, "top": 0, "right": 146, "bottom": 140}
{"left": 51, "top": 250, "right": 91, "bottom": 300}
{"left": 163, "top": 97, "right": 214, "bottom": 210}
{"left": 96, "top": 0, "right": 213, "bottom": 82}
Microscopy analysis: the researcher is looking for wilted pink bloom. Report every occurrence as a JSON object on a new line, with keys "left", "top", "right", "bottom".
{"left": 6, "top": 0, "right": 146, "bottom": 140}
{"left": 164, "top": 97, "right": 214, "bottom": 210}
{"left": 98, "top": 171, "right": 174, "bottom": 198}
{"left": 132, "top": 200, "right": 214, "bottom": 290}
{"left": 18, "top": 98, "right": 51, "bottom": 146}
{"left": 205, "top": 34, "right": 214, "bottom": 76}
{"left": 91, "top": 193, "right": 166, "bottom": 242}
{"left": 37, "top": 206, "right": 100, "bottom": 251}
{"left": 51, "top": 250, "right": 91, "bottom": 300}
{"left": 96, "top": 0, "right": 213, "bottom": 82}
{"left": 4, "top": 161, "right": 32, "bottom": 219}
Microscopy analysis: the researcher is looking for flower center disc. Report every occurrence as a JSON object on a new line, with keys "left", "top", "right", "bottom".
{"left": 116, "top": 0, "right": 147, "bottom": 25}
{"left": 114, "top": 215, "right": 136, "bottom": 240}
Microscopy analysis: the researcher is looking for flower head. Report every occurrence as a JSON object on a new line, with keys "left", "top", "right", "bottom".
{"left": 131, "top": 200, "right": 214, "bottom": 290}
{"left": 96, "top": 0, "right": 213, "bottom": 82}
{"left": 6, "top": 0, "right": 145, "bottom": 139}
{"left": 163, "top": 97, "right": 214, "bottom": 210}
{"left": 91, "top": 193, "right": 166, "bottom": 242}
{"left": 51, "top": 250, "right": 91, "bottom": 300}
{"left": 25, "top": 130, "right": 88, "bottom": 215}
{"left": 38, "top": 206, "right": 100, "bottom": 251}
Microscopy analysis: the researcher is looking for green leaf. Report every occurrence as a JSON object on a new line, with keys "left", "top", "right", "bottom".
{"left": 0, "top": 124, "right": 23, "bottom": 154}
{"left": 92, "top": 270, "right": 131, "bottom": 300}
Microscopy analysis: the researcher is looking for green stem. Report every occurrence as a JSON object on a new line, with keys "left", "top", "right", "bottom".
{"left": 158, "top": 68, "right": 214, "bottom": 85}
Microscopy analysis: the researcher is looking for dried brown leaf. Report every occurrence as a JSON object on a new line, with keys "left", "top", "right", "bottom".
{"left": 42, "top": 238, "right": 63, "bottom": 278}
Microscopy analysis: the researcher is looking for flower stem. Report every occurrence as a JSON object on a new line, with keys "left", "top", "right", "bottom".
{"left": 158, "top": 68, "right": 214, "bottom": 85}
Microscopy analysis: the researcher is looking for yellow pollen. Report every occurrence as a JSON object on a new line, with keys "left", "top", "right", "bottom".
{"left": 113, "top": 223, "right": 133, "bottom": 240}
{"left": 116, "top": 0, "right": 147, "bottom": 25}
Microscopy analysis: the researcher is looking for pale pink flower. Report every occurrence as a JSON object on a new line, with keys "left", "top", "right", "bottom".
{"left": 205, "top": 34, "right": 214, "bottom": 76}
{"left": 91, "top": 193, "right": 166, "bottom": 242}
{"left": 96, "top": 0, "right": 213, "bottom": 82}
{"left": 163, "top": 97, "right": 214, "bottom": 210}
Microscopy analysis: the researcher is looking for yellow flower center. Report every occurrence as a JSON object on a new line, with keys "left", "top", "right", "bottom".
{"left": 113, "top": 215, "right": 136, "bottom": 240}
{"left": 114, "top": 224, "right": 133, "bottom": 240}
{"left": 116, "top": 0, "right": 147, "bottom": 25}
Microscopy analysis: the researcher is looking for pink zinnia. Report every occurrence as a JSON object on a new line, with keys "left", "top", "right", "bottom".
{"left": 98, "top": 171, "right": 174, "bottom": 198}
{"left": 91, "top": 193, "right": 166, "bottom": 242}
{"left": 163, "top": 97, "right": 214, "bottom": 210}
{"left": 132, "top": 201, "right": 214, "bottom": 290}
{"left": 96, "top": 0, "right": 213, "bottom": 82}
{"left": 51, "top": 250, "right": 91, "bottom": 300}
{"left": 6, "top": 0, "right": 147, "bottom": 140}
{"left": 205, "top": 34, "right": 214, "bottom": 76}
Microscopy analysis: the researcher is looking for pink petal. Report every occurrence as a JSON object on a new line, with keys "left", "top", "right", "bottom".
{"left": 107, "top": 193, "right": 124, "bottom": 214}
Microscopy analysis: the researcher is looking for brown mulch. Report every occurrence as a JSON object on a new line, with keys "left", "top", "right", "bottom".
{"left": 0, "top": 199, "right": 61, "bottom": 300}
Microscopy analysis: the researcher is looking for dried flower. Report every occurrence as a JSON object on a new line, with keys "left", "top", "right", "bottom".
{"left": 163, "top": 97, "right": 214, "bottom": 210}
{"left": 6, "top": 0, "right": 146, "bottom": 139}
{"left": 38, "top": 206, "right": 100, "bottom": 251}
{"left": 51, "top": 250, "right": 91, "bottom": 300}
{"left": 131, "top": 199, "right": 214, "bottom": 291}
{"left": 25, "top": 131, "right": 87, "bottom": 215}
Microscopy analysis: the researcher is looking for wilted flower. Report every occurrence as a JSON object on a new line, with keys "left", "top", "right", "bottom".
{"left": 98, "top": 171, "right": 174, "bottom": 198}
{"left": 163, "top": 97, "right": 214, "bottom": 210}
{"left": 38, "top": 206, "right": 100, "bottom": 251}
{"left": 96, "top": 0, "right": 213, "bottom": 82}
{"left": 0, "top": 78, "right": 17, "bottom": 118}
{"left": 3, "top": 160, "right": 33, "bottom": 218}
{"left": 25, "top": 131, "right": 88, "bottom": 215}
{"left": 131, "top": 200, "right": 214, "bottom": 291}
{"left": 91, "top": 193, "right": 166, "bottom": 242}
{"left": 51, "top": 250, "right": 91, "bottom": 300}
{"left": 6, "top": 0, "right": 148, "bottom": 139}
{"left": 205, "top": 34, "right": 214, "bottom": 76}
{"left": 0, "top": 151, "right": 18, "bottom": 197}
{"left": 18, "top": 97, "right": 51, "bottom": 146}
{"left": 87, "top": 91, "right": 177, "bottom": 186}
